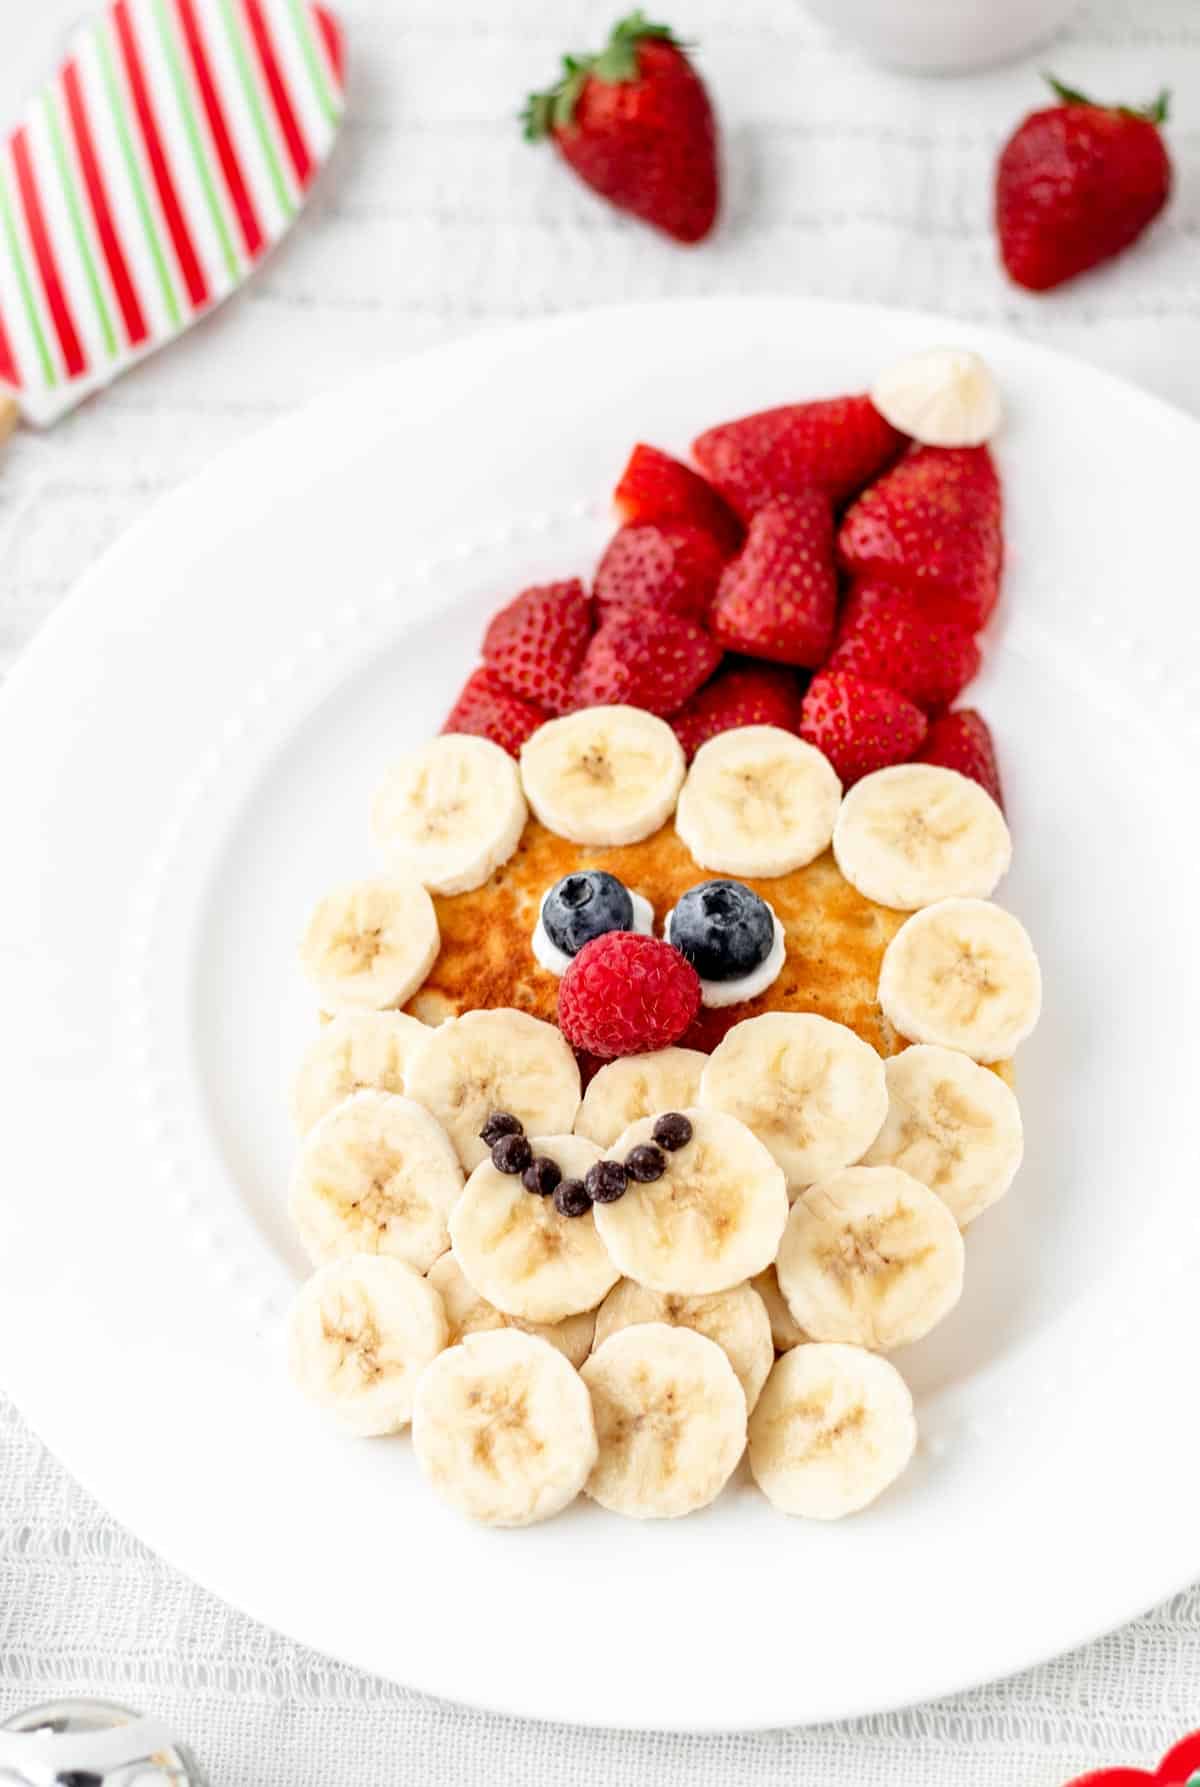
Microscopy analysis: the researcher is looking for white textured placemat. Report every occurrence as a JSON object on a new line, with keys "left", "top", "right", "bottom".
{"left": 2, "top": 1, "right": 1199, "bottom": 1779}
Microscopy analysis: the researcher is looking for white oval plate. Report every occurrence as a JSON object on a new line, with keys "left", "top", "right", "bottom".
{"left": 0, "top": 299, "right": 1197, "bottom": 1733}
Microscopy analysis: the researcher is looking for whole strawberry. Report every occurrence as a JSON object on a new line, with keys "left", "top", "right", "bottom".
{"left": 710, "top": 492, "right": 837, "bottom": 667}
{"left": 482, "top": 579, "right": 593, "bottom": 716}
{"left": 996, "top": 78, "right": 1171, "bottom": 292}
{"left": 443, "top": 667, "right": 549, "bottom": 756}
{"left": 523, "top": 13, "right": 719, "bottom": 244}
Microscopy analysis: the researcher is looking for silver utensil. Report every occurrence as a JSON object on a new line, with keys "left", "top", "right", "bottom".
{"left": 0, "top": 1699, "right": 206, "bottom": 1786}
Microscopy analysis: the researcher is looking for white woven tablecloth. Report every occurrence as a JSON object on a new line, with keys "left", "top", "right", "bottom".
{"left": 2, "top": 1, "right": 1199, "bottom": 1779}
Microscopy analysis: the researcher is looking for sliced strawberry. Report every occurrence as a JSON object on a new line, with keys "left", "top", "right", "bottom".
{"left": 800, "top": 669, "right": 927, "bottom": 787}
{"left": 614, "top": 442, "right": 743, "bottom": 551}
{"left": 838, "top": 444, "right": 1003, "bottom": 630}
{"left": 573, "top": 605, "right": 722, "bottom": 716}
{"left": 916, "top": 707, "right": 1004, "bottom": 808}
{"left": 594, "top": 521, "right": 727, "bottom": 621}
{"left": 693, "top": 395, "right": 905, "bottom": 519}
{"left": 442, "top": 667, "right": 550, "bottom": 757}
{"left": 827, "top": 583, "right": 981, "bottom": 710}
{"left": 672, "top": 659, "right": 804, "bottom": 758}
{"left": 482, "top": 578, "right": 593, "bottom": 715}
{"left": 709, "top": 492, "right": 837, "bottom": 667}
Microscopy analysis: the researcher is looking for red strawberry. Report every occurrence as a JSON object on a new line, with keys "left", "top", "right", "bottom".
{"left": 672, "top": 659, "right": 803, "bottom": 758}
{"left": 800, "top": 670, "right": 927, "bottom": 787}
{"left": 482, "top": 579, "right": 593, "bottom": 716}
{"left": 573, "top": 605, "right": 722, "bottom": 716}
{"left": 709, "top": 492, "right": 837, "bottom": 667}
{"left": 916, "top": 708, "right": 1004, "bottom": 809}
{"left": 837, "top": 445, "right": 1003, "bottom": 631}
{"left": 1066, "top": 1729, "right": 1200, "bottom": 1787}
{"left": 996, "top": 78, "right": 1171, "bottom": 292}
{"left": 693, "top": 395, "right": 904, "bottom": 519}
{"left": 827, "top": 584, "right": 981, "bottom": 711}
{"left": 614, "top": 443, "right": 742, "bottom": 551}
{"left": 523, "top": 14, "right": 719, "bottom": 245}
{"left": 594, "top": 521, "right": 727, "bottom": 621}
{"left": 442, "top": 667, "right": 549, "bottom": 757}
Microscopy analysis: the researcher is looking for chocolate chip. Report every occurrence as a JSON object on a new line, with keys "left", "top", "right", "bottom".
{"left": 522, "top": 1155, "right": 562, "bottom": 1196}
{"left": 554, "top": 1177, "right": 593, "bottom": 1218}
{"left": 653, "top": 1112, "right": 693, "bottom": 1152}
{"left": 480, "top": 1110, "right": 524, "bottom": 1147}
{"left": 585, "top": 1159, "right": 628, "bottom": 1204}
{"left": 625, "top": 1143, "right": 667, "bottom": 1182}
{"left": 492, "top": 1133, "right": 533, "bottom": 1175}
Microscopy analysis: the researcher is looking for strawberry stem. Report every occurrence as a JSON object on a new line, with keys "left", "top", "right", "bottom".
{"left": 522, "top": 10, "right": 687, "bottom": 141}
{"left": 1044, "top": 73, "right": 1170, "bottom": 124}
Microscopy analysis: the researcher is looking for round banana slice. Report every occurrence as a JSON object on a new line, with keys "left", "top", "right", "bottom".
{"left": 448, "top": 1134, "right": 618, "bottom": 1323}
{"left": 427, "top": 1252, "right": 595, "bottom": 1368}
{"left": 878, "top": 897, "right": 1042, "bottom": 1062}
{"left": 519, "top": 705, "right": 685, "bottom": 846}
{"left": 299, "top": 877, "right": 439, "bottom": 1016}
{"left": 699, "top": 1012, "right": 888, "bottom": 1196}
{"left": 751, "top": 1266, "right": 808, "bottom": 1353}
{"left": 405, "top": 1007, "right": 581, "bottom": 1171}
{"left": 289, "top": 1090, "right": 464, "bottom": 1274}
{"left": 412, "top": 1330, "right": 597, "bottom": 1527}
{"left": 581, "top": 1324, "right": 746, "bottom": 1519}
{"left": 290, "top": 1011, "right": 431, "bottom": 1135}
{"left": 833, "top": 764, "right": 1011, "bottom": 911}
{"left": 870, "top": 346, "right": 1001, "bottom": 448}
{"left": 674, "top": 725, "right": 842, "bottom": 878}
{"left": 862, "top": 1044, "right": 1024, "bottom": 1227}
{"left": 776, "top": 1165, "right": 965, "bottom": 1351}
{"left": 369, "top": 734, "right": 527, "bottom": 895}
{"left": 594, "top": 1108, "right": 788, "bottom": 1296}
{"left": 574, "top": 1046, "right": 707, "bottom": 1148}
{"left": 748, "top": 1343, "right": 917, "bottom": 1519}
{"left": 593, "top": 1278, "right": 773, "bottom": 1412}
{"left": 287, "top": 1254, "right": 448, "bottom": 1437}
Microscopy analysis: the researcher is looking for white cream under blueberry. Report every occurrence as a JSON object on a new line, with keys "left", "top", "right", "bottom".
{"left": 532, "top": 887, "right": 655, "bottom": 976}
{"left": 665, "top": 906, "right": 786, "bottom": 1007}
{"left": 664, "top": 880, "right": 787, "bottom": 1009}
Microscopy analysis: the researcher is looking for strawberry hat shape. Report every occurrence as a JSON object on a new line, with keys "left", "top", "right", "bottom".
{"left": 0, "top": 0, "right": 345, "bottom": 424}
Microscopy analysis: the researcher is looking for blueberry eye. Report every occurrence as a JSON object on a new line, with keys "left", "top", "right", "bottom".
{"left": 668, "top": 880, "right": 775, "bottom": 982}
{"left": 542, "top": 871, "right": 635, "bottom": 956}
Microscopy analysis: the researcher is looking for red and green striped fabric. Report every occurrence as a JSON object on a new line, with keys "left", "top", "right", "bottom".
{"left": 0, "top": 0, "right": 344, "bottom": 422}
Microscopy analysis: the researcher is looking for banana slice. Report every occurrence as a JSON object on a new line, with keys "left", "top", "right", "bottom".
{"left": 581, "top": 1324, "right": 746, "bottom": 1518}
{"left": 448, "top": 1134, "right": 618, "bottom": 1323}
{"left": 878, "top": 897, "right": 1042, "bottom": 1062}
{"left": 593, "top": 1108, "right": 788, "bottom": 1295}
{"left": 289, "top": 1011, "right": 431, "bottom": 1135}
{"left": 871, "top": 346, "right": 1001, "bottom": 448}
{"left": 592, "top": 1278, "right": 773, "bottom": 1412}
{"left": 427, "top": 1252, "right": 595, "bottom": 1368}
{"left": 287, "top": 1254, "right": 448, "bottom": 1437}
{"left": 289, "top": 1090, "right": 464, "bottom": 1274}
{"left": 369, "top": 734, "right": 527, "bottom": 895}
{"left": 699, "top": 1012, "right": 888, "bottom": 1197}
{"left": 574, "top": 1047, "right": 707, "bottom": 1148}
{"left": 752, "top": 1266, "right": 809, "bottom": 1352}
{"left": 674, "top": 725, "right": 842, "bottom": 878}
{"left": 776, "top": 1165, "right": 964, "bottom": 1351}
{"left": 833, "top": 764, "right": 1011, "bottom": 911}
{"left": 405, "top": 1008, "right": 581, "bottom": 1171}
{"left": 862, "top": 1044, "right": 1024, "bottom": 1227}
{"left": 519, "top": 705, "right": 685, "bottom": 846}
{"left": 748, "top": 1343, "right": 917, "bottom": 1518}
{"left": 299, "top": 877, "right": 439, "bottom": 1015}
{"left": 412, "top": 1330, "right": 597, "bottom": 1526}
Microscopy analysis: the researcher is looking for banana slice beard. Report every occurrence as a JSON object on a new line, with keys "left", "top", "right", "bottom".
{"left": 699, "top": 1012, "right": 888, "bottom": 1197}
{"left": 752, "top": 1265, "right": 809, "bottom": 1352}
{"left": 427, "top": 1252, "right": 595, "bottom": 1368}
{"left": 878, "top": 897, "right": 1042, "bottom": 1062}
{"left": 369, "top": 735, "right": 527, "bottom": 895}
{"left": 594, "top": 1108, "right": 788, "bottom": 1295}
{"left": 448, "top": 1134, "right": 618, "bottom": 1323}
{"left": 581, "top": 1324, "right": 746, "bottom": 1519}
{"left": 299, "top": 877, "right": 439, "bottom": 1015}
{"left": 592, "top": 1278, "right": 773, "bottom": 1412}
{"left": 833, "top": 764, "right": 1012, "bottom": 911}
{"left": 862, "top": 1044, "right": 1024, "bottom": 1227}
{"left": 870, "top": 347, "right": 1001, "bottom": 448}
{"left": 290, "top": 1011, "right": 431, "bottom": 1135}
{"left": 574, "top": 1047, "right": 708, "bottom": 1148}
{"left": 405, "top": 1008, "right": 581, "bottom": 1172}
{"left": 519, "top": 706, "right": 685, "bottom": 846}
{"left": 289, "top": 1090, "right": 464, "bottom": 1273}
{"left": 748, "top": 1343, "right": 917, "bottom": 1519}
{"left": 674, "top": 725, "right": 842, "bottom": 878}
{"left": 776, "top": 1165, "right": 965, "bottom": 1351}
{"left": 287, "top": 1254, "right": 448, "bottom": 1437}
{"left": 412, "top": 1330, "right": 597, "bottom": 1527}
